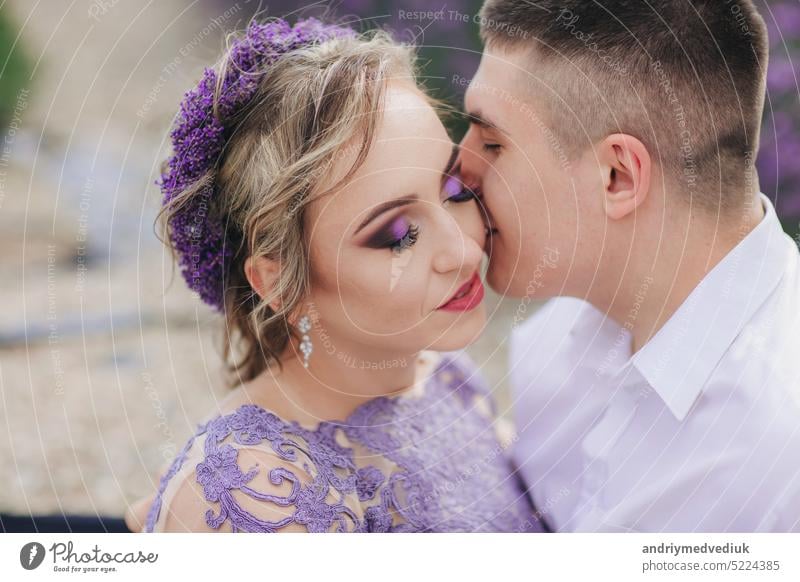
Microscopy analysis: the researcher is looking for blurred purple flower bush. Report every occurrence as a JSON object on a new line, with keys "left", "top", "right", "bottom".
{"left": 757, "top": 1, "right": 800, "bottom": 234}
{"left": 221, "top": 0, "right": 800, "bottom": 235}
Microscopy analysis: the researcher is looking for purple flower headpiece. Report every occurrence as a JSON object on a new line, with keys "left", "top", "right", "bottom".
{"left": 158, "top": 18, "right": 356, "bottom": 312}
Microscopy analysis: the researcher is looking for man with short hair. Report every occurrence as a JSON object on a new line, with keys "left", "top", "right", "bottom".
{"left": 460, "top": 0, "right": 800, "bottom": 531}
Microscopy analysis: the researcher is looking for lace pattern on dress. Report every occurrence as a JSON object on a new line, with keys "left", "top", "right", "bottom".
{"left": 145, "top": 353, "right": 541, "bottom": 533}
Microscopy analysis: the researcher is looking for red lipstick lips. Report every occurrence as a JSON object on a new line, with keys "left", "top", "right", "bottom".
{"left": 437, "top": 272, "right": 485, "bottom": 312}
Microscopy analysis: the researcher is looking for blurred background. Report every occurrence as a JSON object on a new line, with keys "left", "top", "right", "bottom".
{"left": 0, "top": 0, "right": 797, "bottom": 518}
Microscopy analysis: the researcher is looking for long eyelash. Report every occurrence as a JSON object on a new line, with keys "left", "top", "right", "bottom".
{"left": 391, "top": 223, "right": 419, "bottom": 253}
{"left": 447, "top": 186, "right": 478, "bottom": 204}
{"left": 483, "top": 143, "right": 501, "bottom": 152}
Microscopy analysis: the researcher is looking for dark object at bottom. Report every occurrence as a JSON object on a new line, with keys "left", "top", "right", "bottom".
{"left": 0, "top": 512, "right": 132, "bottom": 533}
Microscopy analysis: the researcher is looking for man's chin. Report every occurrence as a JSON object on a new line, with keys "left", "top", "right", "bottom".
{"left": 485, "top": 258, "right": 558, "bottom": 300}
{"left": 484, "top": 261, "right": 527, "bottom": 299}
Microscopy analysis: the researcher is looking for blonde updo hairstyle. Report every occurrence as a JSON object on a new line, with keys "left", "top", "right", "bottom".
{"left": 156, "top": 23, "right": 433, "bottom": 388}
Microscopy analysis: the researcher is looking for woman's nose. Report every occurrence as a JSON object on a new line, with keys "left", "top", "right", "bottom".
{"left": 431, "top": 206, "right": 485, "bottom": 275}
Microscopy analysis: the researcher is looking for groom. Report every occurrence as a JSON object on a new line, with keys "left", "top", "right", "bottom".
{"left": 459, "top": 0, "right": 800, "bottom": 531}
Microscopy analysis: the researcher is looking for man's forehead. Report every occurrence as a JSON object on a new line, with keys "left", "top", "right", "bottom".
{"left": 465, "top": 51, "right": 533, "bottom": 132}
{"left": 475, "top": 46, "right": 530, "bottom": 81}
{"left": 469, "top": 47, "right": 535, "bottom": 98}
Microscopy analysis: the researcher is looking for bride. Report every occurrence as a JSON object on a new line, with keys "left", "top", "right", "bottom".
{"left": 137, "top": 16, "right": 542, "bottom": 533}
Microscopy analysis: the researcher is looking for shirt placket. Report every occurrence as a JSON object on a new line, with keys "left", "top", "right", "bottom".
{"left": 577, "top": 367, "right": 646, "bottom": 514}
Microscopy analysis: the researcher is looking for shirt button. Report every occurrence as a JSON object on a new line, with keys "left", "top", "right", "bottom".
{"left": 583, "top": 465, "right": 605, "bottom": 490}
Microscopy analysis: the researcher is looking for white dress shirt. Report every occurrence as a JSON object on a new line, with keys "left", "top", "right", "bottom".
{"left": 510, "top": 194, "right": 800, "bottom": 532}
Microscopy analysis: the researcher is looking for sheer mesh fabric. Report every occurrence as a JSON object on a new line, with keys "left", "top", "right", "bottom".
{"left": 145, "top": 351, "right": 542, "bottom": 533}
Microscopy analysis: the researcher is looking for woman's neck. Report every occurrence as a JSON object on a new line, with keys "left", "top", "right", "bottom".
{"left": 245, "top": 339, "right": 427, "bottom": 424}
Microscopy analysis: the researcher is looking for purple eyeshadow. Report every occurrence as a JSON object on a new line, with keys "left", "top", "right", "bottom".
{"left": 389, "top": 216, "right": 410, "bottom": 239}
{"left": 365, "top": 215, "right": 412, "bottom": 249}
{"left": 444, "top": 175, "right": 462, "bottom": 198}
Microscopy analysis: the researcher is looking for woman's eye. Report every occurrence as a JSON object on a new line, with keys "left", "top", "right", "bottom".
{"left": 366, "top": 216, "right": 420, "bottom": 253}
{"left": 443, "top": 175, "right": 477, "bottom": 204}
{"left": 482, "top": 143, "right": 501, "bottom": 153}
{"left": 447, "top": 187, "right": 477, "bottom": 203}
{"left": 390, "top": 223, "right": 419, "bottom": 254}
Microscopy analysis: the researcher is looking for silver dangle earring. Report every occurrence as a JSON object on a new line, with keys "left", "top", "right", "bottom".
{"left": 298, "top": 315, "right": 313, "bottom": 368}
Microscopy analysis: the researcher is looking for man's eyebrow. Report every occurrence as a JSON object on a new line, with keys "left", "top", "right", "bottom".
{"left": 354, "top": 195, "right": 419, "bottom": 236}
{"left": 466, "top": 110, "right": 508, "bottom": 135}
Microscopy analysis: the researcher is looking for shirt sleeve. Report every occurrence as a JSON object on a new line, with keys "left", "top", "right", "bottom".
{"left": 780, "top": 485, "right": 800, "bottom": 532}
{"left": 758, "top": 471, "right": 800, "bottom": 532}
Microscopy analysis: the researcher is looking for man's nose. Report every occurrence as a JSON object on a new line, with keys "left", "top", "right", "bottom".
{"left": 457, "top": 127, "right": 486, "bottom": 192}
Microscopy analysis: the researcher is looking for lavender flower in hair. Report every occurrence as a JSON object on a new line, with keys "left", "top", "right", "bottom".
{"left": 157, "top": 18, "right": 356, "bottom": 312}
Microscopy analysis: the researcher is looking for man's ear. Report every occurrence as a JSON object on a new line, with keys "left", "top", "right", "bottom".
{"left": 244, "top": 255, "right": 282, "bottom": 312}
{"left": 597, "top": 134, "right": 651, "bottom": 220}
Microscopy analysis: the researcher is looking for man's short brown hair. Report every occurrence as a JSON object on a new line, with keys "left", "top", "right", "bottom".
{"left": 478, "top": 0, "right": 768, "bottom": 214}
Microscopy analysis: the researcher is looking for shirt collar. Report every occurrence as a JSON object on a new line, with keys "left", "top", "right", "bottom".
{"left": 630, "top": 193, "right": 793, "bottom": 421}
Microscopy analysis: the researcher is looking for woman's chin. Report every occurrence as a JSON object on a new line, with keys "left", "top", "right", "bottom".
{"left": 428, "top": 303, "right": 488, "bottom": 351}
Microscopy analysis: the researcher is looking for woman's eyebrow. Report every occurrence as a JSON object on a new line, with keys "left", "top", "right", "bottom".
{"left": 354, "top": 195, "right": 419, "bottom": 236}
{"left": 352, "top": 145, "right": 459, "bottom": 237}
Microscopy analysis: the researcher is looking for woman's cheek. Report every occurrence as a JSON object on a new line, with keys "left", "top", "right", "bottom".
{"left": 373, "top": 257, "right": 427, "bottom": 321}
{"left": 335, "top": 264, "right": 399, "bottom": 327}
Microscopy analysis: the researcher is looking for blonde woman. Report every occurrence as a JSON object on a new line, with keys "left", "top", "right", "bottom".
{"left": 132, "top": 17, "right": 542, "bottom": 533}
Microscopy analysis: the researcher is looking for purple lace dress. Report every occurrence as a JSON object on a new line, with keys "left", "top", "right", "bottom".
{"left": 144, "top": 351, "right": 543, "bottom": 533}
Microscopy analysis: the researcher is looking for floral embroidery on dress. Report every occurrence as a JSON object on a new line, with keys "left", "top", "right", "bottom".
{"left": 144, "top": 352, "right": 543, "bottom": 533}
{"left": 355, "top": 466, "right": 385, "bottom": 501}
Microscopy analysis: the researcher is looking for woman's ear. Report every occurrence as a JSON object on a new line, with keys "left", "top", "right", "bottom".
{"left": 244, "top": 255, "right": 282, "bottom": 311}
{"left": 597, "top": 133, "right": 651, "bottom": 220}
